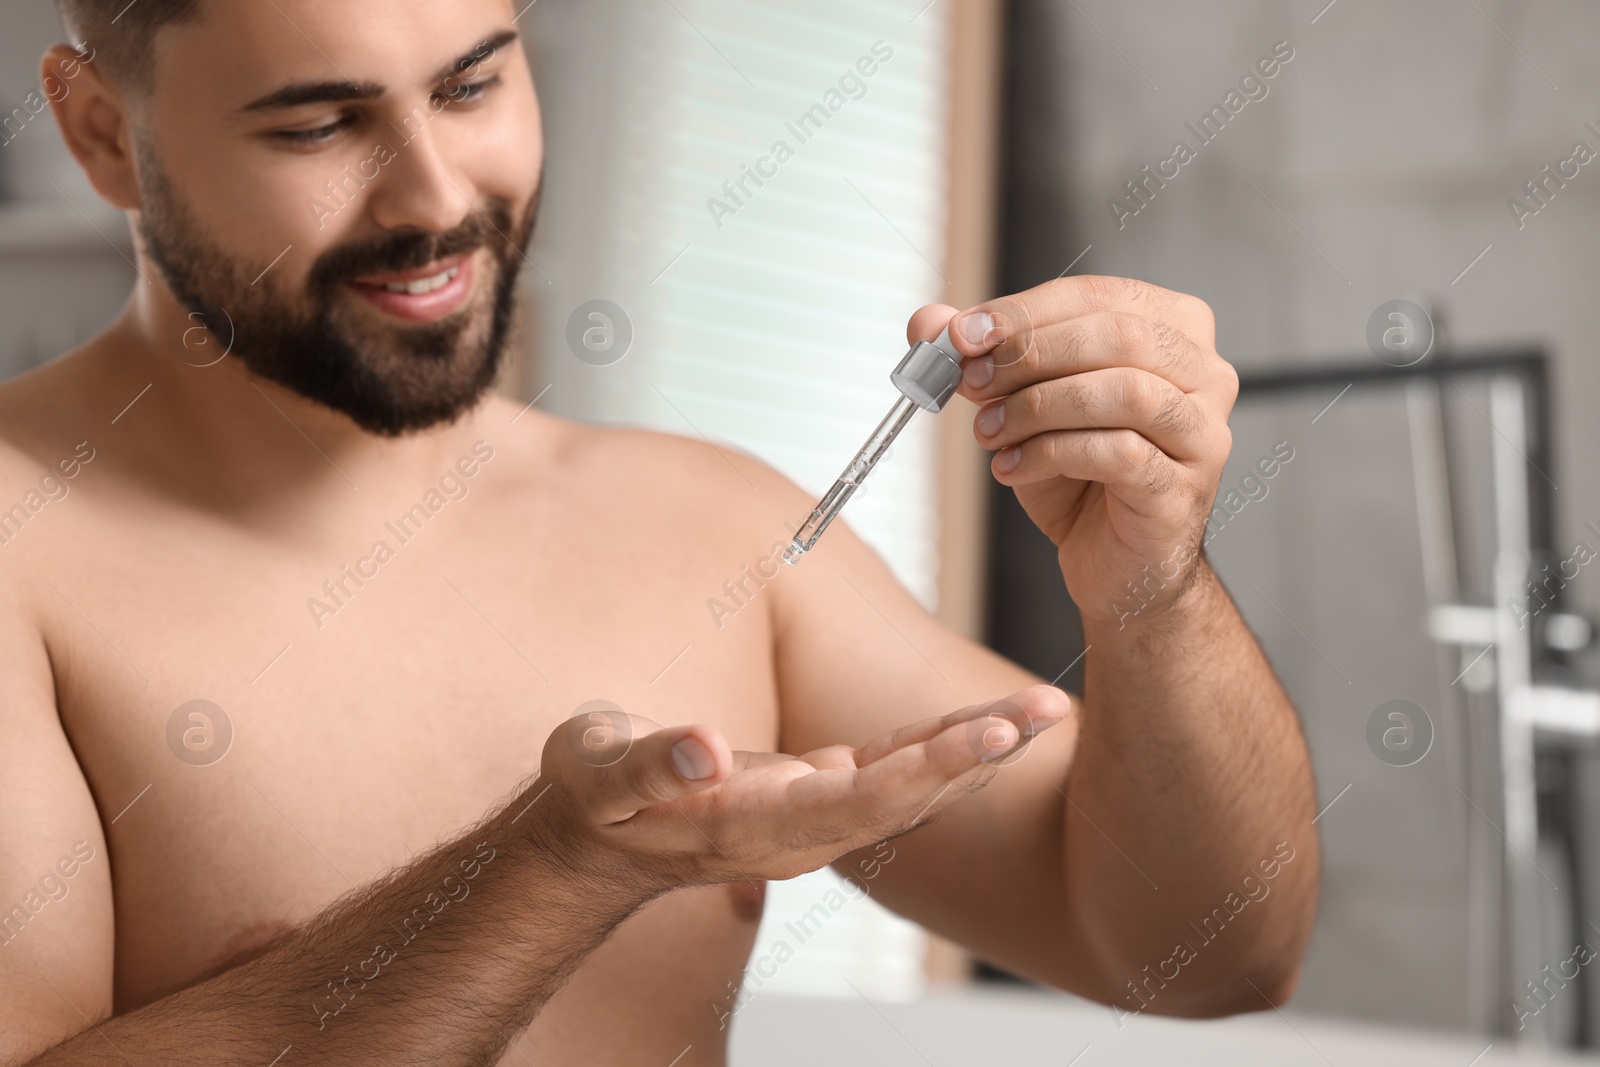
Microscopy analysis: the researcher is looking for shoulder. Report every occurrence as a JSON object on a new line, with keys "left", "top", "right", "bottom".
{"left": 0, "top": 356, "right": 88, "bottom": 641}
{"left": 0, "top": 345, "right": 105, "bottom": 487}
{"left": 492, "top": 402, "right": 815, "bottom": 559}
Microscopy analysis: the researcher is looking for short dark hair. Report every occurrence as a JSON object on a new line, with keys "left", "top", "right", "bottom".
{"left": 55, "top": 0, "right": 202, "bottom": 93}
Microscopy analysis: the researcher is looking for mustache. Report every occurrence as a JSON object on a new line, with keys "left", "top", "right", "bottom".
{"left": 307, "top": 199, "right": 518, "bottom": 293}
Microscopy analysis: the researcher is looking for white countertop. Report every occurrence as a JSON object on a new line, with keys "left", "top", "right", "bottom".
{"left": 729, "top": 988, "right": 1595, "bottom": 1065}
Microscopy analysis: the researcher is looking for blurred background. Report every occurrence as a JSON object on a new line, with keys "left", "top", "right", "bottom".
{"left": 8, "top": 0, "right": 1600, "bottom": 1062}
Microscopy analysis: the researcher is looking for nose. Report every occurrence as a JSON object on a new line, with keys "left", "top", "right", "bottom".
{"left": 365, "top": 112, "right": 474, "bottom": 235}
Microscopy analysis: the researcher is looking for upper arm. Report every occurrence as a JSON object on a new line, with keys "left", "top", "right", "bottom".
{"left": 742, "top": 458, "right": 1102, "bottom": 993}
{"left": 0, "top": 566, "right": 114, "bottom": 1064}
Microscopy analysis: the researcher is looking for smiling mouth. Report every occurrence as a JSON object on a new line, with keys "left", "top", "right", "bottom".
{"left": 347, "top": 254, "right": 477, "bottom": 323}
{"left": 376, "top": 266, "right": 460, "bottom": 294}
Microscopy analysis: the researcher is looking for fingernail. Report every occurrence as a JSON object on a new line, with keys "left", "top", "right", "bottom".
{"left": 976, "top": 403, "right": 1005, "bottom": 438}
{"left": 672, "top": 738, "right": 715, "bottom": 780}
{"left": 995, "top": 447, "right": 1021, "bottom": 474}
{"left": 964, "top": 358, "right": 994, "bottom": 389}
{"left": 959, "top": 311, "right": 995, "bottom": 346}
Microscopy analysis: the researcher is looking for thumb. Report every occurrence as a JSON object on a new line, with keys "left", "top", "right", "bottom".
{"left": 543, "top": 710, "right": 733, "bottom": 825}
{"left": 907, "top": 303, "right": 959, "bottom": 347}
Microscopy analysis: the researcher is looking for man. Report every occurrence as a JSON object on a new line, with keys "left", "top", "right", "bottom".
{"left": 0, "top": 1, "right": 1319, "bottom": 1063}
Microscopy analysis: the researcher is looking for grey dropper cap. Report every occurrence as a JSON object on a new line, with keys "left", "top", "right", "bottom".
{"left": 890, "top": 326, "right": 965, "bottom": 413}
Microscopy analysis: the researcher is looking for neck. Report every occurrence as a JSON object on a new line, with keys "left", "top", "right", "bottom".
{"left": 90, "top": 271, "right": 494, "bottom": 514}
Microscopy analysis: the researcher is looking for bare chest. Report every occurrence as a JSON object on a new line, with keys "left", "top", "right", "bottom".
{"left": 39, "top": 471, "right": 780, "bottom": 1032}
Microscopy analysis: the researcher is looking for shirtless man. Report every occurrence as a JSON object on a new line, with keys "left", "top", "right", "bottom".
{"left": 0, "top": 1, "right": 1319, "bottom": 1063}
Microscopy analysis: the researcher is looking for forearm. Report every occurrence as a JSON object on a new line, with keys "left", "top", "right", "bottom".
{"left": 1066, "top": 559, "right": 1319, "bottom": 1014}
{"left": 25, "top": 784, "right": 655, "bottom": 1066}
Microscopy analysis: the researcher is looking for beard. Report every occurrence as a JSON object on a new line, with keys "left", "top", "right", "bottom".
{"left": 133, "top": 144, "right": 541, "bottom": 437}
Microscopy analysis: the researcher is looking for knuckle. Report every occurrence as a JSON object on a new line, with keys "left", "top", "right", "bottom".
{"left": 1151, "top": 390, "right": 1199, "bottom": 439}
{"left": 1180, "top": 292, "right": 1215, "bottom": 328}
{"left": 1144, "top": 464, "right": 1174, "bottom": 496}
{"left": 1079, "top": 275, "right": 1132, "bottom": 310}
{"left": 1217, "top": 359, "right": 1242, "bottom": 406}
{"left": 1148, "top": 320, "right": 1193, "bottom": 376}
{"left": 624, "top": 766, "right": 675, "bottom": 807}
{"left": 1057, "top": 317, "right": 1094, "bottom": 366}
{"left": 1035, "top": 432, "right": 1066, "bottom": 467}
{"left": 1018, "top": 384, "right": 1051, "bottom": 424}
{"left": 990, "top": 295, "right": 1028, "bottom": 328}
{"left": 1059, "top": 378, "right": 1100, "bottom": 422}
{"left": 555, "top": 705, "right": 636, "bottom": 771}
{"left": 1139, "top": 444, "right": 1174, "bottom": 494}
{"left": 1107, "top": 312, "right": 1153, "bottom": 358}
{"left": 988, "top": 298, "right": 1035, "bottom": 365}
{"left": 1108, "top": 429, "right": 1146, "bottom": 470}
{"left": 1119, "top": 369, "right": 1162, "bottom": 418}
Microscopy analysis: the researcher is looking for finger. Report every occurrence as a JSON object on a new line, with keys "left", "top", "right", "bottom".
{"left": 852, "top": 720, "right": 1013, "bottom": 832}
{"left": 946, "top": 276, "right": 1193, "bottom": 384}
{"left": 907, "top": 304, "right": 960, "bottom": 347}
{"left": 542, "top": 713, "right": 733, "bottom": 825}
{"left": 980, "top": 684, "right": 1073, "bottom": 742}
{"left": 964, "top": 311, "right": 1219, "bottom": 408}
{"left": 973, "top": 367, "right": 1213, "bottom": 463}
{"left": 951, "top": 276, "right": 1201, "bottom": 354}
{"left": 850, "top": 708, "right": 982, "bottom": 768}
{"left": 731, "top": 750, "right": 799, "bottom": 772}
{"left": 951, "top": 686, "right": 1073, "bottom": 769}
{"left": 845, "top": 690, "right": 1073, "bottom": 830}
{"left": 852, "top": 685, "right": 1072, "bottom": 768}
{"left": 799, "top": 743, "right": 867, "bottom": 772}
{"left": 992, "top": 428, "right": 1201, "bottom": 513}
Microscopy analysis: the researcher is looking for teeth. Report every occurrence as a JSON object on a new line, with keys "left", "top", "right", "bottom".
{"left": 380, "top": 266, "right": 459, "bottom": 295}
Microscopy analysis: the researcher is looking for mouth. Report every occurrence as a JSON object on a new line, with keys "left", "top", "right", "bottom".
{"left": 347, "top": 253, "right": 476, "bottom": 323}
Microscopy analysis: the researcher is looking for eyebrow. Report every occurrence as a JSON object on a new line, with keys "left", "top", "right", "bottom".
{"left": 240, "top": 80, "right": 383, "bottom": 112}
{"left": 432, "top": 29, "right": 519, "bottom": 84}
{"left": 239, "top": 29, "right": 518, "bottom": 113}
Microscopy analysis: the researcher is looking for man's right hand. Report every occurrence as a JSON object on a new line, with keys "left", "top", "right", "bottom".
{"left": 533, "top": 685, "right": 1071, "bottom": 890}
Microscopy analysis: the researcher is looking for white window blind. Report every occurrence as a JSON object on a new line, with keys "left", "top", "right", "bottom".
{"left": 525, "top": 0, "right": 953, "bottom": 1001}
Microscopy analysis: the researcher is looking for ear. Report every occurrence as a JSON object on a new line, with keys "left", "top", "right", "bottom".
{"left": 42, "top": 43, "right": 141, "bottom": 211}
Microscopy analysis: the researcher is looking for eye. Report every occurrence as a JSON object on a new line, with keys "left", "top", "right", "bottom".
{"left": 275, "top": 114, "right": 357, "bottom": 145}
{"left": 435, "top": 73, "right": 501, "bottom": 107}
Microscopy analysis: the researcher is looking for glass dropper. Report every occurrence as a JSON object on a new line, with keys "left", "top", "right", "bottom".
{"left": 783, "top": 326, "right": 966, "bottom": 566}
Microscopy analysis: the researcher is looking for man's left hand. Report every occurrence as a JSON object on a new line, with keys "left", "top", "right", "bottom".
{"left": 909, "top": 276, "right": 1239, "bottom": 627}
